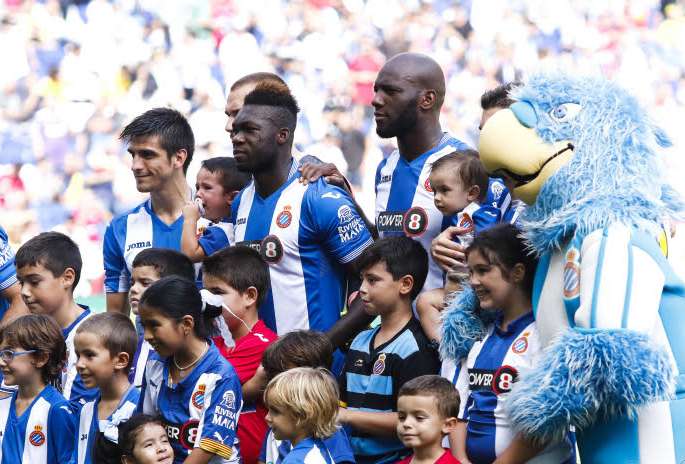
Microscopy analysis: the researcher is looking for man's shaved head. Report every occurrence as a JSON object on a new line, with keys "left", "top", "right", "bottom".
{"left": 380, "top": 53, "right": 446, "bottom": 109}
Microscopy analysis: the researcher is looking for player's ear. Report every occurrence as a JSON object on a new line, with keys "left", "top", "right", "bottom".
{"left": 243, "top": 286, "right": 258, "bottom": 307}
{"left": 32, "top": 351, "right": 49, "bottom": 370}
{"left": 398, "top": 274, "right": 415, "bottom": 297}
{"left": 276, "top": 128, "right": 290, "bottom": 146}
{"left": 467, "top": 185, "right": 481, "bottom": 203}
{"left": 419, "top": 89, "right": 438, "bottom": 111}
{"left": 441, "top": 416, "right": 458, "bottom": 435}
{"left": 511, "top": 263, "right": 526, "bottom": 285}
{"left": 171, "top": 148, "right": 188, "bottom": 170}
{"left": 114, "top": 352, "right": 130, "bottom": 371}
{"left": 60, "top": 267, "right": 76, "bottom": 290}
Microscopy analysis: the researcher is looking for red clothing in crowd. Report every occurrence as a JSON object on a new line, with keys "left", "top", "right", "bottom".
{"left": 213, "top": 319, "right": 277, "bottom": 464}
{"left": 396, "top": 450, "right": 462, "bottom": 464}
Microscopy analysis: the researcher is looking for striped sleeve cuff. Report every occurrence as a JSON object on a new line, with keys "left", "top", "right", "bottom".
{"left": 199, "top": 438, "right": 232, "bottom": 459}
{"left": 340, "top": 237, "right": 374, "bottom": 264}
{"left": 0, "top": 274, "right": 17, "bottom": 291}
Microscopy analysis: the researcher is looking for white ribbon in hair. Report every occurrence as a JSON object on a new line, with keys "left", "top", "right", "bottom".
{"left": 199, "top": 288, "right": 253, "bottom": 334}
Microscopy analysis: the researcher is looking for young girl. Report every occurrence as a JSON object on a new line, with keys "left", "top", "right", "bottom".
{"left": 119, "top": 414, "right": 174, "bottom": 464}
{"left": 137, "top": 276, "right": 243, "bottom": 464}
{"left": 263, "top": 367, "right": 338, "bottom": 464}
{"left": 0, "top": 314, "right": 75, "bottom": 463}
{"left": 445, "top": 224, "right": 574, "bottom": 464}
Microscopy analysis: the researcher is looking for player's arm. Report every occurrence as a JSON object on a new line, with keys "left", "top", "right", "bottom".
{"left": 181, "top": 202, "right": 208, "bottom": 262}
{"left": 103, "top": 220, "right": 131, "bottom": 314}
{"left": 195, "top": 374, "right": 241, "bottom": 463}
{"left": 106, "top": 292, "right": 130, "bottom": 315}
{"left": 337, "top": 407, "right": 398, "bottom": 437}
{"left": 0, "top": 282, "right": 27, "bottom": 325}
{"left": 241, "top": 364, "right": 267, "bottom": 403}
{"left": 327, "top": 291, "right": 374, "bottom": 350}
{"left": 492, "top": 435, "right": 545, "bottom": 464}
{"left": 416, "top": 288, "right": 446, "bottom": 343}
{"left": 449, "top": 422, "right": 472, "bottom": 464}
{"left": 183, "top": 448, "right": 215, "bottom": 464}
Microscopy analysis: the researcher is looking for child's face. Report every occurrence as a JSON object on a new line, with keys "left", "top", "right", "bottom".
{"left": 125, "top": 423, "right": 174, "bottom": 464}
{"left": 467, "top": 249, "right": 518, "bottom": 310}
{"left": 429, "top": 168, "right": 477, "bottom": 216}
{"left": 138, "top": 304, "right": 187, "bottom": 358}
{"left": 397, "top": 394, "right": 454, "bottom": 451}
{"left": 74, "top": 331, "right": 122, "bottom": 389}
{"left": 0, "top": 344, "right": 43, "bottom": 387}
{"left": 195, "top": 167, "right": 232, "bottom": 222}
{"left": 359, "top": 262, "right": 410, "bottom": 316}
{"left": 17, "top": 263, "right": 73, "bottom": 316}
{"left": 129, "top": 265, "right": 161, "bottom": 315}
{"left": 202, "top": 274, "right": 255, "bottom": 335}
{"left": 265, "top": 404, "right": 299, "bottom": 442}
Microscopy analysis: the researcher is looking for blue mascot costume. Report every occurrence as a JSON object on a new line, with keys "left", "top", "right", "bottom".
{"left": 441, "top": 73, "right": 685, "bottom": 463}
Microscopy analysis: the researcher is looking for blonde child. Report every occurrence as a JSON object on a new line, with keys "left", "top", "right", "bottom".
{"left": 263, "top": 367, "right": 338, "bottom": 464}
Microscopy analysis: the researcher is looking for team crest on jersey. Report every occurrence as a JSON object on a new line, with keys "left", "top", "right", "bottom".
{"left": 337, "top": 205, "right": 354, "bottom": 224}
{"left": 563, "top": 247, "right": 581, "bottom": 299}
{"left": 276, "top": 206, "right": 293, "bottom": 228}
{"left": 373, "top": 353, "right": 387, "bottom": 375}
{"left": 29, "top": 425, "right": 46, "bottom": 446}
{"left": 192, "top": 384, "right": 206, "bottom": 409}
{"left": 220, "top": 390, "right": 235, "bottom": 409}
{"left": 424, "top": 177, "right": 432, "bottom": 192}
{"left": 512, "top": 335, "right": 529, "bottom": 354}
{"left": 491, "top": 182, "right": 504, "bottom": 201}
{"left": 459, "top": 213, "right": 474, "bottom": 231}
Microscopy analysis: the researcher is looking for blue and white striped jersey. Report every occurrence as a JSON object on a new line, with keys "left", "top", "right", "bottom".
{"left": 0, "top": 385, "right": 75, "bottom": 464}
{"left": 281, "top": 437, "right": 334, "bottom": 464}
{"left": 138, "top": 342, "right": 242, "bottom": 464}
{"left": 0, "top": 225, "right": 17, "bottom": 320}
{"left": 374, "top": 134, "right": 512, "bottom": 291}
{"left": 128, "top": 337, "right": 152, "bottom": 388}
{"left": 532, "top": 224, "right": 685, "bottom": 463}
{"left": 63, "top": 307, "right": 98, "bottom": 409}
{"left": 103, "top": 199, "right": 184, "bottom": 293}
{"left": 260, "top": 427, "right": 355, "bottom": 464}
{"left": 73, "top": 386, "right": 140, "bottom": 464}
{"left": 198, "top": 220, "right": 234, "bottom": 257}
{"left": 446, "top": 311, "right": 574, "bottom": 464}
{"left": 231, "top": 161, "right": 373, "bottom": 335}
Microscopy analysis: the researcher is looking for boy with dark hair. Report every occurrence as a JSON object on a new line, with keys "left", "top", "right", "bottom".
{"left": 104, "top": 107, "right": 196, "bottom": 315}
{"left": 181, "top": 157, "right": 251, "bottom": 262}
{"left": 339, "top": 236, "right": 440, "bottom": 464}
{"left": 202, "top": 246, "right": 277, "bottom": 464}
{"left": 257, "top": 330, "right": 354, "bottom": 464}
{"left": 128, "top": 248, "right": 195, "bottom": 386}
{"left": 396, "top": 375, "right": 460, "bottom": 464}
{"left": 73, "top": 312, "right": 140, "bottom": 464}
{"left": 15, "top": 231, "right": 97, "bottom": 407}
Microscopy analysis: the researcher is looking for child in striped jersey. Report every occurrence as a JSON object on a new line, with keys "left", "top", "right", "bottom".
{"left": 181, "top": 157, "right": 251, "bottom": 262}
{"left": 444, "top": 225, "right": 574, "bottom": 464}
{"left": 0, "top": 315, "right": 75, "bottom": 463}
{"left": 264, "top": 367, "right": 339, "bottom": 464}
{"left": 128, "top": 248, "right": 197, "bottom": 388}
{"left": 137, "top": 276, "right": 243, "bottom": 464}
{"left": 15, "top": 232, "right": 97, "bottom": 409}
{"left": 72, "top": 312, "right": 140, "bottom": 464}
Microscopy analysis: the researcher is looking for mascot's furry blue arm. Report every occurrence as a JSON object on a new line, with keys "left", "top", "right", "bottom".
{"left": 442, "top": 73, "right": 685, "bottom": 464}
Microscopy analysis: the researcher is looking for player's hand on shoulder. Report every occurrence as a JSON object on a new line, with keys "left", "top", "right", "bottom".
{"left": 299, "top": 162, "right": 346, "bottom": 189}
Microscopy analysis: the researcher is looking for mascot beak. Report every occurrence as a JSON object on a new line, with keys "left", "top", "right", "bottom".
{"left": 478, "top": 103, "right": 574, "bottom": 205}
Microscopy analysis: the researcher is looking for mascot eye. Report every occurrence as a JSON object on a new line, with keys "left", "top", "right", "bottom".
{"left": 549, "top": 103, "right": 581, "bottom": 123}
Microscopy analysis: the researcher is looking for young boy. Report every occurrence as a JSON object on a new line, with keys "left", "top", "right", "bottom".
{"left": 73, "top": 312, "right": 140, "bottom": 464}
{"left": 339, "top": 237, "right": 441, "bottom": 464}
{"left": 202, "top": 245, "right": 277, "bottom": 464}
{"left": 418, "top": 150, "right": 510, "bottom": 343}
{"left": 15, "top": 231, "right": 97, "bottom": 408}
{"left": 128, "top": 248, "right": 196, "bottom": 387}
{"left": 259, "top": 330, "right": 354, "bottom": 464}
{"left": 396, "top": 375, "right": 460, "bottom": 464}
{"left": 181, "top": 157, "right": 251, "bottom": 261}
{"left": 429, "top": 149, "right": 507, "bottom": 240}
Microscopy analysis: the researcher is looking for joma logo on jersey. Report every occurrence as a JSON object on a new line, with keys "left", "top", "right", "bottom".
{"left": 236, "top": 217, "right": 247, "bottom": 226}
{"left": 379, "top": 174, "right": 392, "bottom": 184}
{"left": 126, "top": 241, "right": 152, "bottom": 252}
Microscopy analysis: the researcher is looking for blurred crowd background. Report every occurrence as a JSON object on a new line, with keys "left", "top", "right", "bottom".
{"left": 1, "top": 0, "right": 685, "bottom": 299}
